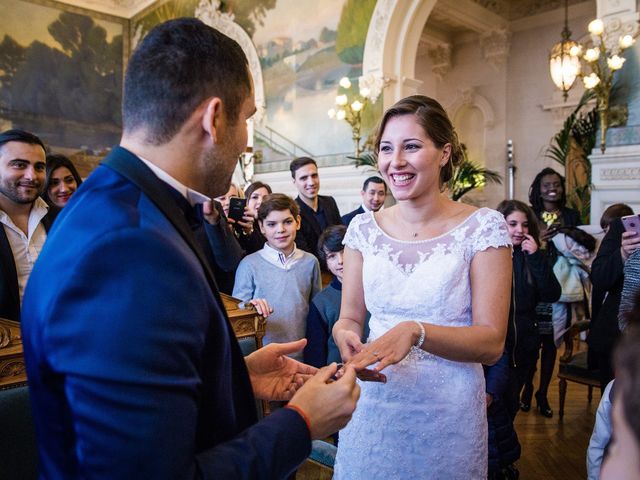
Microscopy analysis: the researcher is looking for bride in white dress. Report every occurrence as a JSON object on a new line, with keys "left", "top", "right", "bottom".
{"left": 333, "top": 95, "right": 512, "bottom": 479}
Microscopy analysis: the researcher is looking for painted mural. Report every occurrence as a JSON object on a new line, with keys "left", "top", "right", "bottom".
{"left": 0, "top": 0, "right": 126, "bottom": 152}
{"left": 132, "top": 0, "right": 376, "bottom": 158}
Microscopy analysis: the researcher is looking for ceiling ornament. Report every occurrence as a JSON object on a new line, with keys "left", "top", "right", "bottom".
{"left": 427, "top": 43, "right": 452, "bottom": 80}
{"left": 480, "top": 29, "right": 511, "bottom": 69}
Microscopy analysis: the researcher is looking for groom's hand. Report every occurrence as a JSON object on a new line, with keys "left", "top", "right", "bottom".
{"left": 245, "top": 339, "right": 316, "bottom": 401}
{"left": 288, "top": 363, "right": 360, "bottom": 439}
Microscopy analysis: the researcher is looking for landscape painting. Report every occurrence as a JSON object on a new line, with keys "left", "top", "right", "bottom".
{"left": 253, "top": 0, "right": 376, "bottom": 157}
{"left": 0, "top": 0, "right": 126, "bottom": 153}
{"left": 132, "top": 0, "right": 376, "bottom": 159}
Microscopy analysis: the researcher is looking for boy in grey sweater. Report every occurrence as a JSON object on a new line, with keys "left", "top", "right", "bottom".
{"left": 233, "top": 194, "right": 321, "bottom": 360}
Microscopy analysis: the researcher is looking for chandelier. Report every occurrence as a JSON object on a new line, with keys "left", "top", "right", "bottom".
{"left": 549, "top": 0, "right": 581, "bottom": 100}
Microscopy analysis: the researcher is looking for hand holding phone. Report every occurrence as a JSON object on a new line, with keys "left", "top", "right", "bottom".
{"left": 227, "top": 197, "right": 246, "bottom": 222}
{"left": 622, "top": 214, "right": 640, "bottom": 236}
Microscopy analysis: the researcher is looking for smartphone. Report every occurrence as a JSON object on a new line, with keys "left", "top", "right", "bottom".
{"left": 227, "top": 197, "right": 246, "bottom": 222}
{"left": 622, "top": 214, "right": 640, "bottom": 235}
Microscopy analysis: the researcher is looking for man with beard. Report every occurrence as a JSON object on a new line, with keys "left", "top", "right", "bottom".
{"left": 0, "top": 129, "right": 56, "bottom": 321}
{"left": 21, "top": 19, "right": 359, "bottom": 479}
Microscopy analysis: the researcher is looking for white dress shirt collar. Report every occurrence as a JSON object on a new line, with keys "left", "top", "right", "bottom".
{"left": 0, "top": 197, "right": 49, "bottom": 302}
{"left": 361, "top": 203, "right": 384, "bottom": 213}
{"left": 259, "top": 242, "right": 304, "bottom": 270}
{"left": 138, "top": 156, "right": 210, "bottom": 206}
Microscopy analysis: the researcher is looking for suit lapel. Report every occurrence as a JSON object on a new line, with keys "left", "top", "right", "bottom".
{"left": 102, "top": 147, "right": 258, "bottom": 447}
{"left": 102, "top": 148, "right": 220, "bottom": 296}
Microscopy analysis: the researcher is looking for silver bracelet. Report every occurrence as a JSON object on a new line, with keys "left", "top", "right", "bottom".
{"left": 413, "top": 321, "right": 425, "bottom": 349}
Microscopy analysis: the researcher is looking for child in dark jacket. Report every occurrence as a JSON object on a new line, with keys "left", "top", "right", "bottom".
{"left": 497, "top": 200, "right": 562, "bottom": 419}
{"left": 303, "top": 225, "right": 369, "bottom": 367}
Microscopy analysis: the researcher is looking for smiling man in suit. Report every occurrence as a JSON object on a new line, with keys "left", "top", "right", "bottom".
{"left": 21, "top": 18, "right": 359, "bottom": 479}
{"left": 0, "top": 129, "right": 57, "bottom": 321}
{"left": 290, "top": 157, "right": 342, "bottom": 258}
{"left": 341, "top": 176, "right": 387, "bottom": 226}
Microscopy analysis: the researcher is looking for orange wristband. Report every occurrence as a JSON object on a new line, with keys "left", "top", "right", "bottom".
{"left": 285, "top": 404, "right": 312, "bottom": 433}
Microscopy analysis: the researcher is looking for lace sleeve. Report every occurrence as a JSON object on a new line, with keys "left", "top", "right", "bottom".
{"left": 343, "top": 212, "right": 370, "bottom": 253}
{"left": 468, "top": 208, "right": 512, "bottom": 258}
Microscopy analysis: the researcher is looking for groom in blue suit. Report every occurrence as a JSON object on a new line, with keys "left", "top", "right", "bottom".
{"left": 21, "top": 18, "right": 359, "bottom": 479}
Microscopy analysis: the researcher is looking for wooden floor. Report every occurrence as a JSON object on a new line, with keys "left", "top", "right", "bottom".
{"left": 298, "top": 343, "right": 600, "bottom": 480}
{"left": 514, "top": 350, "right": 599, "bottom": 480}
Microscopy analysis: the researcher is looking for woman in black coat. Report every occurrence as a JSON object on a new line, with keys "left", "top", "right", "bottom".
{"left": 589, "top": 216, "right": 640, "bottom": 389}
{"left": 527, "top": 169, "right": 580, "bottom": 417}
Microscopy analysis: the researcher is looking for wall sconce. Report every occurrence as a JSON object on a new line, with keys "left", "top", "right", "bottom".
{"left": 549, "top": 9, "right": 637, "bottom": 153}
{"left": 328, "top": 77, "right": 371, "bottom": 158}
{"left": 573, "top": 19, "right": 636, "bottom": 152}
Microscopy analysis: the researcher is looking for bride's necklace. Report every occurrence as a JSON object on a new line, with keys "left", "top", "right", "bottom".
{"left": 395, "top": 212, "right": 432, "bottom": 239}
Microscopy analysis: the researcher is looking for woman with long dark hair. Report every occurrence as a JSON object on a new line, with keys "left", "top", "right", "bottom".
{"left": 42, "top": 154, "right": 83, "bottom": 209}
{"left": 496, "top": 200, "right": 561, "bottom": 419}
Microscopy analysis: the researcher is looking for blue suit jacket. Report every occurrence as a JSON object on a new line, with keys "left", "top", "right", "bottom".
{"left": 22, "top": 147, "right": 310, "bottom": 479}
{"left": 341, "top": 206, "right": 365, "bottom": 227}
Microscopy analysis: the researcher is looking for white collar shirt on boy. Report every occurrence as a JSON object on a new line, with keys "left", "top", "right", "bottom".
{"left": 259, "top": 242, "right": 304, "bottom": 270}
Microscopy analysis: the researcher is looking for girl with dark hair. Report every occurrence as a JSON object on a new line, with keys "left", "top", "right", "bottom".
{"left": 245, "top": 181, "right": 272, "bottom": 217}
{"left": 496, "top": 200, "right": 561, "bottom": 417}
{"left": 236, "top": 181, "right": 272, "bottom": 254}
{"left": 42, "top": 154, "right": 83, "bottom": 208}
{"left": 333, "top": 95, "right": 512, "bottom": 479}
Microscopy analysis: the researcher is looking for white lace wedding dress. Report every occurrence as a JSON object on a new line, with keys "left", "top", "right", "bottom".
{"left": 333, "top": 208, "right": 511, "bottom": 480}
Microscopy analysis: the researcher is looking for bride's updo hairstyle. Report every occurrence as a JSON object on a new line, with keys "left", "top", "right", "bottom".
{"left": 374, "top": 95, "right": 463, "bottom": 188}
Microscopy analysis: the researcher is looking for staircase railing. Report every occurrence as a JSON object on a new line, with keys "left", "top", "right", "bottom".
{"left": 254, "top": 124, "right": 314, "bottom": 159}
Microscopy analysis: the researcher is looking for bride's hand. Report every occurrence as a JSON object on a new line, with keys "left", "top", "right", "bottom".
{"left": 347, "top": 321, "right": 421, "bottom": 372}
{"left": 335, "top": 329, "right": 364, "bottom": 363}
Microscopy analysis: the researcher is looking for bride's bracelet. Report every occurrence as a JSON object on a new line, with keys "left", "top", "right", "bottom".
{"left": 413, "top": 321, "right": 425, "bottom": 349}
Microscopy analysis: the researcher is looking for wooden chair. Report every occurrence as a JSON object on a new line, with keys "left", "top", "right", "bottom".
{"left": 0, "top": 317, "right": 27, "bottom": 389}
{"left": 0, "top": 318, "right": 37, "bottom": 480}
{"left": 220, "top": 293, "right": 268, "bottom": 416}
{"left": 557, "top": 319, "right": 601, "bottom": 420}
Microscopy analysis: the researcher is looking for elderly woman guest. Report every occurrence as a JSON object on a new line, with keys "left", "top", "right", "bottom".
{"left": 42, "top": 154, "right": 83, "bottom": 208}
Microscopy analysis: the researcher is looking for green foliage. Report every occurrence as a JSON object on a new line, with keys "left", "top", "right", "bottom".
{"left": 349, "top": 151, "right": 378, "bottom": 170}
{"left": 545, "top": 90, "right": 598, "bottom": 224}
{"left": 335, "top": 0, "right": 376, "bottom": 65}
{"left": 320, "top": 27, "right": 337, "bottom": 43}
{"left": 545, "top": 90, "right": 596, "bottom": 166}
{"left": 448, "top": 152, "right": 503, "bottom": 201}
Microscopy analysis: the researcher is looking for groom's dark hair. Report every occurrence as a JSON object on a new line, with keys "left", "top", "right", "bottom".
{"left": 123, "top": 18, "right": 251, "bottom": 145}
